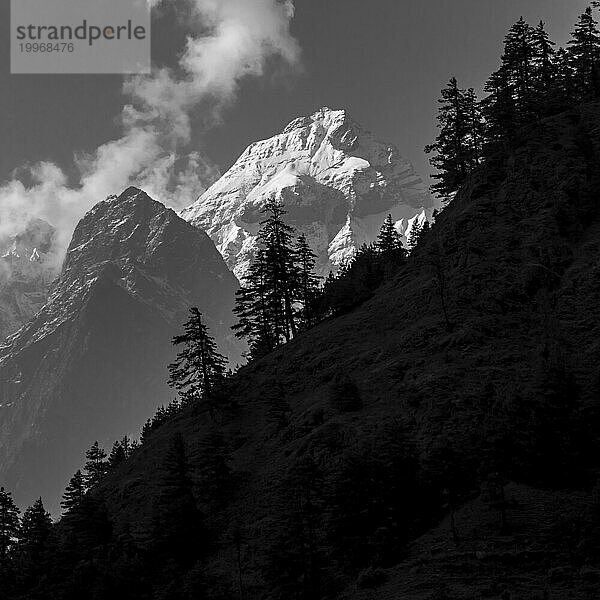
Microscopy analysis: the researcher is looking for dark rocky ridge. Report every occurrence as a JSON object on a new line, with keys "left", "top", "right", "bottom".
{"left": 0, "top": 187, "right": 242, "bottom": 512}
{"left": 85, "top": 105, "right": 600, "bottom": 598}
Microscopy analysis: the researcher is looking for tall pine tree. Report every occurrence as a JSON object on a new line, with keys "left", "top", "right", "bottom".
{"left": 552, "top": 47, "right": 575, "bottom": 111}
{"left": 408, "top": 220, "right": 424, "bottom": 252}
{"left": 233, "top": 250, "right": 277, "bottom": 359}
{"left": 0, "top": 487, "right": 20, "bottom": 564}
{"left": 375, "top": 214, "right": 405, "bottom": 255}
{"left": 294, "top": 234, "right": 320, "bottom": 330}
{"left": 532, "top": 21, "right": 556, "bottom": 94}
{"left": 425, "top": 77, "right": 474, "bottom": 198}
{"left": 375, "top": 214, "right": 408, "bottom": 278}
{"left": 168, "top": 307, "right": 227, "bottom": 415}
{"left": 479, "top": 18, "right": 540, "bottom": 146}
{"left": 61, "top": 470, "right": 86, "bottom": 513}
{"left": 108, "top": 440, "right": 127, "bottom": 470}
{"left": 257, "top": 200, "right": 300, "bottom": 342}
{"left": 502, "top": 17, "right": 537, "bottom": 121}
{"left": 483, "top": 65, "right": 517, "bottom": 148}
{"left": 568, "top": 7, "right": 600, "bottom": 100}
{"left": 464, "top": 87, "right": 485, "bottom": 168}
{"left": 18, "top": 497, "right": 52, "bottom": 585}
{"left": 233, "top": 200, "right": 314, "bottom": 357}
{"left": 84, "top": 441, "right": 108, "bottom": 488}
{"left": 426, "top": 77, "right": 484, "bottom": 199}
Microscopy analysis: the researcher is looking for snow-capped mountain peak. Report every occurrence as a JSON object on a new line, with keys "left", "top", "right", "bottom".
{"left": 182, "top": 106, "right": 434, "bottom": 279}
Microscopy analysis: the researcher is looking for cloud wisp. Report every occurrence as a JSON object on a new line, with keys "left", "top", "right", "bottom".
{"left": 0, "top": 0, "right": 301, "bottom": 267}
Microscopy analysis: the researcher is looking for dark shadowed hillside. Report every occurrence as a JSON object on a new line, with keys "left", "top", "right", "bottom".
{"left": 23, "top": 103, "right": 600, "bottom": 600}
{"left": 5, "top": 104, "right": 600, "bottom": 599}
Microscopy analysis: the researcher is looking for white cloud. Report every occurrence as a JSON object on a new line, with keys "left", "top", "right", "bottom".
{"left": 127, "top": 0, "right": 300, "bottom": 139}
{"left": 0, "top": 0, "right": 301, "bottom": 267}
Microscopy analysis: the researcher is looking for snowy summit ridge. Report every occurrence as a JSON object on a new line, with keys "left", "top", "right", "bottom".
{"left": 182, "top": 107, "right": 434, "bottom": 279}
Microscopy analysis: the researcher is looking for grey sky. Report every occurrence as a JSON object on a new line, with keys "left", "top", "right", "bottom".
{"left": 0, "top": 0, "right": 592, "bottom": 191}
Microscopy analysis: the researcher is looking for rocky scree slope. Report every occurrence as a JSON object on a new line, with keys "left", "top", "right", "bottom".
{"left": 55, "top": 106, "right": 600, "bottom": 597}
{"left": 0, "top": 188, "right": 241, "bottom": 513}
{"left": 182, "top": 107, "right": 433, "bottom": 279}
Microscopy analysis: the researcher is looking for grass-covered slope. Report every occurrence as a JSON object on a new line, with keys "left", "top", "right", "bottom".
{"left": 44, "top": 105, "right": 600, "bottom": 599}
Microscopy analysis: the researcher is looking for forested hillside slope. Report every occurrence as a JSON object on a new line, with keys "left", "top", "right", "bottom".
{"left": 14, "top": 103, "right": 600, "bottom": 600}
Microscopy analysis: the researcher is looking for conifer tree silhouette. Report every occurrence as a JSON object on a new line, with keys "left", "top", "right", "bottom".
{"left": 294, "top": 233, "right": 320, "bottom": 330}
{"left": 257, "top": 199, "right": 300, "bottom": 342}
{"left": 19, "top": 497, "right": 52, "bottom": 583}
{"left": 169, "top": 307, "right": 227, "bottom": 417}
{"left": 568, "top": 7, "right": 600, "bottom": 99}
{"left": 84, "top": 441, "right": 108, "bottom": 488}
{"left": 0, "top": 487, "right": 20, "bottom": 564}
{"left": 375, "top": 214, "right": 405, "bottom": 255}
{"left": 61, "top": 470, "right": 86, "bottom": 513}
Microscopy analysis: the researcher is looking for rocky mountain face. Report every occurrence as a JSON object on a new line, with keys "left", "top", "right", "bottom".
{"left": 182, "top": 107, "right": 433, "bottom": 279}
{"left": 0, "top": 188, "right": 241, "bottom": 512}
{"left": 0, "top": 219, "right": 58, "bottom": 343}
